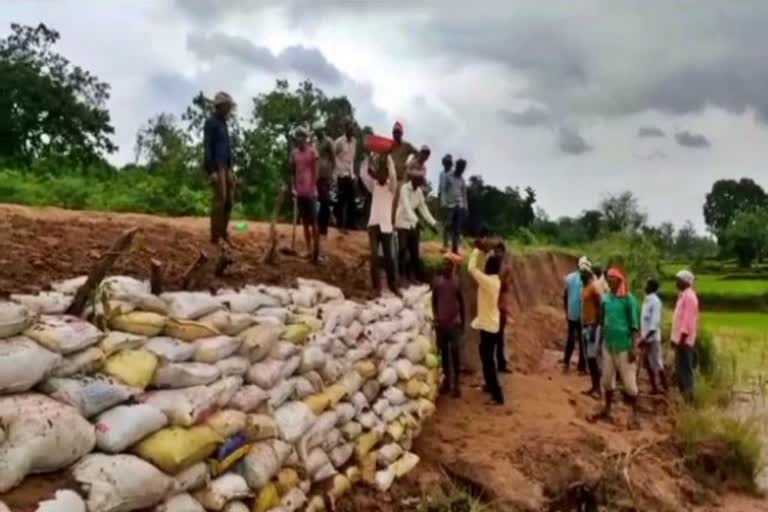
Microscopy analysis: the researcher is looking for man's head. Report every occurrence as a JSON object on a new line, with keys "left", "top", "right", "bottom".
{"left": 578, "top": 256, "right": 593, "bottom": 281}
{"left": 392, "top": 121, "right": 403, "bottom": 143}
{"left": 417, "top": 145, "right": 431, "bottom": 165}
{"left": 606, "top": 268, "right": 628, "bottom": 297}
{"left": 408, "top": 169, "right": 426, "bottom": 188}
{"left": 484, "top": 254, "right": 502, "bottom": 276}
{"left": 374, "top": 156, "right": 389, "bottom": 185}
{"left": 213, "top": 91, "right": 234, "bottom": 117}
{"left": 455, "top": 158, "right": 467, "bottom": 176}
{"left": 295, "top": 127, "right": 308, "bottom": 149}
{"left": 442, "top": 252, "right": 462, "bottom": 277}
{"left": 593, "top": 265, "right": 604, "bottom": 279}
{"left": 442, "top": 154, "right": 453, "bottom": 172}
{"left": 344, "top": 119, "right": 354, "bottom": 138}
{"left": 645, "top": 278, "right": 660, "bottom": 295}
{"left": 493, "top": 241, "right": 506, "bottom": 259}
{"left": 676, "top": 270, "right": 695, "bottom": 291}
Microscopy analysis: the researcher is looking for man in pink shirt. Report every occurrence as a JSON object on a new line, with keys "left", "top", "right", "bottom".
{"left": 671, "top": 269, "right": 699, "bottom": 403}
{"left": 290, "top": 127, "right": 320, "bottom": 263}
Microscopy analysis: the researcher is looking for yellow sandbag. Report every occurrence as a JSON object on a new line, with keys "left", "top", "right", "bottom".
{"left": 325, "top": 384, "right": 347, "bottom": 406}
{"left": 289, "top": 314, "right": 322, "bottom": 332}
{"left": 133, "top": 425, "right": 221, "bottom": 474}
{"left": 392, "top": 452, "right": 420, "bottom": 477}
{"left": 345, "top": 466, "right": 361, "bottom": 485}
{"left": 209, "top": 442, "right": 251, "bottom": 477}
{"left": 281, "top": 324, "right": 312, "bottom": 344}
{"left": 328, "top": 474, "right": 351, "bottom": 499}
{"left": 206, "top": 409, "right": 247, "bottom": 438}
{"left": 276, "top": 468, "right": 299, "bottom": 495}
{"left": 102, "top": 349, "right": 158, "bottom": 389}
{"left": 305, "top": 496, "right": 326, "bottom": 512}
{"left": 253, "top": 483, "right": 280, "bottom": 512}
{"left": 387, "top": 421, "right": 405, "bottom": 442}
{"left": 165, "top": 318, "right": 220, "bottom": 342}
{"left": 109, "top": 311, "right": 167, "bottom": 336}
{"left": 416, "top": 399, "right": 436, "bottom": 419}
{"left": 244, "top": 414, "right": 278, "bottom": 442}
{"left": 304, "top": 393, "right": 331, "bottom": 415}
{"left": 353, "top": 360, "right": 376, "bottom": 380}
{"left": 425, "top": 353, "right": 439, "bottom": 369}
{"left": 360, "top": 452, "right": 377, "bottom": 485}
{"left": 404, "top": 379, "right": 421, "bottom": 399}
{"left": 356, "top": 430, "right": 379, "bottom": 460}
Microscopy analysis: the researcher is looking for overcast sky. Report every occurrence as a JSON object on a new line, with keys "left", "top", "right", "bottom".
{"left": 4, "top": 1, "right": 768, "bottom": 231}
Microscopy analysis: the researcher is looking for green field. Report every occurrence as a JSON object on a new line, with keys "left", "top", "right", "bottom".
{"left": 659, "top": 266, "right": 768, "bottom": 311}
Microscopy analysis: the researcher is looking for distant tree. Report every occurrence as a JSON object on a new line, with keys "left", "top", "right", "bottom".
{"left": 723, "top": 209, "right": 768, "bottom": 268}
{"left": 465, "top": 176, "right": 537, "bottom": 236}
{"left": 134, "top": 113, "right": 195, "bottom": 177}
{"left": 0, "top": 23, "right": 116, "bottom": 166}
{"left": 703, "top": 178, "right": 767, "bottom": 239}
{"left": 579, "top": 209, "right": 603, "bottom": 241}
{"left": 599, "top": 191, "right": 647, "bottom": 234}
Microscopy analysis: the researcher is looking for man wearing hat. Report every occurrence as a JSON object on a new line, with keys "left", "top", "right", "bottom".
{"left": 333, "top": 119, "right": 357, "bottom": 233}
{"left": 671, "top": 270, "right": 699, "bottom": 403}
{"left": 203, "top": 91, "right": 235, "bottom": 246}
{"left": 313, "top": 121, "right": 335, "bottom": 237}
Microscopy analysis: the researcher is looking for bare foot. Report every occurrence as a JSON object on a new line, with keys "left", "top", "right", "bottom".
{"left": 587, "top": 409, "right": 612, "bottom": 424}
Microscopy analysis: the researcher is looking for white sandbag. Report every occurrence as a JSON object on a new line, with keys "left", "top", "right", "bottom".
{"left": 139, "top": 386, "right": 218, "bottom": 427}
{"left": 161, "top": 291, "right": 222, "bottom": 320}
{"left": 274, "top": 402, "right": 317, "bottom": 443}
{"left": 0, "top": 394, "right": 95, "bottom": 493}
{"left": 25, "top": 315, "right": 103, "bottom": 354}
{"left": 341, "top": 371, "right": 364, "bottom": 395}
{"left": 345, "top": 321, "right": 363, "bottom": 345}
{"left": 252, "top": 316, "right": 284, "bottom": 327}
{"left": 330, "top": 442, "right": 355, "bottom": 468}
{"left": 36, "top": 489, "right": 87, "bottom": 512}
{"left": 334, "top": 403, "right": 356, "bottom": 426}
{"left": 99, "top": 332, "right": 147, "bottom": 356}
{"left": 144, "top": 337, "right": 195, "bottom": 363}
{"left": 270, "top": 340, "right": 299, "bottom": 360}
{"left": 299, "top": 346, "right": 327, "bottom": 373}
{"left": 290, "top": 287, "right": 318, "bottom": 308}
{"left": 40, "top": 376, "right": 137, "bottom": 418}
{"left": 206, "top": 409, "right": 247, "bottom": 438}
{"left": 279, "top": 488, "right": 308, "bottom": 512}
{"left": 215, "top": 356, "right": 249, "bottom": 377}
{"left": 341, "top": 421, "right": 362, "bottom": 441}
{"left": 247, "top": 359, "right": 284, "bottom": 389}
{"left": 305, "top": 448, "right": 331, "bottom": 476}
{"left": 378, "top": 297, "right": 405, "bottom": 317}
{"left": 195, "top": 473, "right": 252, "bottom": 511}
{"left": 379, "top": 341, "right": 407, "bottom": 363}
{"left": 269, "top": 379, "right": 297, "bottom": 409}
{"left": 320, "top": 359, "right": 342, "bottom": 384}
{"left": 375, "top": 468, "right": 395, "bottom": 492}
{"left": 293, "top": 377, "right": 316, "bottom": 400}
{"left": 363, "top": 320, "right": 400, "bottom": 344}
{"left": 394, "top": 359, "right": 415, "bottom": 380}
{"left": 373, "top": 398, "right": 390, "bottom": 417}
{"left": 321, "top": 429, "right": 343, "bottom": 452}
{"left": 321, "top": 303, "right": 357, "bottom": 332}
{"left": 377, "top": 368, "right": 397, "bottom": 387}
{"left": 11, "top": 292, "right": 72, "bottom": 315}
{"left": 261, "top": 286, "right": 292, "bottom": 306}
{"left": 383, "top": 387, "right": 407, "bottom": 406}
{"left": 222, "top": 502, "right": 249, "bottom": 512}
{"left": 377, "top": 443, "right": 404, "bottom": 467}
{"left": 382, "top": 405, "right": 401, "bottom": 423}
{"left": 297, "top": 278, "right": 344, "bottom": 301}
{"left": 280, "top": 355, "right": 301, "bottom": 379}
{"left": 199, "top": 310, "right": 256, "bottom": 336}
{"left": 0, "top": 336, "right": 61, "bottom": 393}
{"left": 346, "top": 342, "right": 373, "bottom": 363}
{"left": 390, "top": 331, "right": 413, "bottom": 345}
{"left": 94, "top": 404, "right": 168, "bottom": 453}
{"left": 362, "top": 380, "right": 381, "bottom": 403}
{"left": 357, "top": 306, "right": 379, "bottom": 325}
{"left": 330, "top": 338, "right": 347, "bottom": 358}
{"left": 299, "top": 411, "right": 338, "bottom": 458}
{"left": 101, "top": 276, "right": 151, "bottom": 297}
{"left": 152, "top": 362, "right": 221, "bottom": 388}
{"left": 51, "top": 275, "right": 88, "bottom": 295}
{"left": 227, "top": 385, "right": 268, "bottom": 412}
{"left": 241, "top": 441, "right": 291, "bottom": 490}
{"left": 244, "top": 414, "right": 278, "bottom": 442}
{"left": 175, "top": 462, "right": 209, "bottom": 493}
{"left": 209, "top": 376, "right": 244, "bottom": 408}
{"left": 155, "top": 493, "right": 205, "bottom": 512}
{"left": 257, "top": 307, "right": 291, "bottom": 323}
{"left": 358, "top": 411, "right": 379, "bottom": 430}
{"left": 238, "top": 325, "right": 280, "bottom": 362}
{"left": 215, "top": 291, "right": 278, "bottom": 313}
{"left": 194, "top": 336, "right": 241, "bottom": 363}
{"left": 350, "top": 392, "right": 368, "bottom": 413}
{"left": 0, "top": 301, "right": 32, "bottom": 338}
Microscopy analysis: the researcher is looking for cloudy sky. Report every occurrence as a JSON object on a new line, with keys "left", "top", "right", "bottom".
{"left": 4, "top": 1, "right": 768, "bottom": 230}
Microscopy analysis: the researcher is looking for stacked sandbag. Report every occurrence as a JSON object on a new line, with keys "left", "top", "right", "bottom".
{"left": 0, "top": 276, "right": 438, "bottom": 511}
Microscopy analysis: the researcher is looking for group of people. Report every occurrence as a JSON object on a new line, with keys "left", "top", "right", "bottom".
{"left": 563, "top": 258, "right": 700, "bottom": 427}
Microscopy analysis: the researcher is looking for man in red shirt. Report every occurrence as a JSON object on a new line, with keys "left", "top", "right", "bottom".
{"left": 290, "top": 127, "right": 320, "bottom": 263}
{"left": 432, "top": 253, "right": 465, "bottom": 397}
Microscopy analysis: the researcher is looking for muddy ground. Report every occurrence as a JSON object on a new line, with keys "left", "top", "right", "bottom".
{"left": 0, "top": 204, "right": 766, "bottom": 512}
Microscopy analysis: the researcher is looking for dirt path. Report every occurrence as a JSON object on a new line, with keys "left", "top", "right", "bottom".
{"left": 0, "top": 204, "right": 765, "bottom": 511}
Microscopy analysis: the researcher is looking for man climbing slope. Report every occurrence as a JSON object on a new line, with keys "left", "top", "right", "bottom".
{"left": 203, "top": 91, "right": 236, "bottom": 247}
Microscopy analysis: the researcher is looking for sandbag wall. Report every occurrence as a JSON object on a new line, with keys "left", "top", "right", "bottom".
{"left": 0, "top": 276, "right": 439, "bottom": 512}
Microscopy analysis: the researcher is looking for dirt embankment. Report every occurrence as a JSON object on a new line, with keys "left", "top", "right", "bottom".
{"left": 1, "top": 204, "right": 765, "bottom": 512}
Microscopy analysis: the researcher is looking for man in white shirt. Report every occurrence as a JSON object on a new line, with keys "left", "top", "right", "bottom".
{"left": 396, "top": 145, "right": 438, "bottom": 284}
{"left": 641, "top": 278, "right": 667, "bottom": 394}
{"left": 360, "top": 151, "right": 399, "bottom": 296}
{"left": 334, "top": 119, "right": 357, "bottom": 233}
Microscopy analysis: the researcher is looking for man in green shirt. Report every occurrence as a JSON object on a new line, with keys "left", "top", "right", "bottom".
{"left": 591, "top": 267, "right": 640, "bottom": 428}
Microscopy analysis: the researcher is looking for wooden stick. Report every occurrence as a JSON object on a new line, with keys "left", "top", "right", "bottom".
{"left": 150, "top": 258, "right": 164, "bottom": 294}
{"left": 182, "top": 250, "right": 209, "bottom": 290}
{"left": 263, "top": 185, "right": 288, "bottom": 264}
{"left": 66, "top": 227, "right": 140, "bottom": 316}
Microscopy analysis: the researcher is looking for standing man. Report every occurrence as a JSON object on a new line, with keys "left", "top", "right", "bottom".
{"left": 360, "top": 151, "right": 399, "bottom": 296}
{"left": 432, "top": 253, "right": 465, "bottom": 398}
{"left": 389, "top": 121, "right": 418, "bottom": 183}
{"left": 592, "top": 268, "right": 640, "bottom": 428}
{"left": 494, "top": 242, "right": 512, "bottom": 374}
{"left": 334, "top": 119, "right": 357, "bottom": 233}
{"left": 443, "top": 159, "right": 469, "bottom": 253}
{"left": 290, "top": 127, "right": 320, "bottom": 263}
{"left": 203, "top": 91, "right": 235, "bottom": 247}
{"left": 580, "top": 264, "right": 603, "bottom": 398}
{"left": 563, "top": 257, "right": 589, "bottom": 373}
{"left": 438, "top": 154, "right": 454, "bottom": 250}
{"left": 313, "top": 121, "right": 335, "bottom": 237}
{"left": 468, "top": 240, "right": 504, "bottom": 406}
{"left": 641, "top": 278, "right": 667, "bottom": 395}
{"left": 671, "top": 270, "right": 699, "bottom": 403}
{"left": 395, "top": 146, "right": 438, "bottom": 283}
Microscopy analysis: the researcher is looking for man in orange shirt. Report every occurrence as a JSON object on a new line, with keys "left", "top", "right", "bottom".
{"left": 580, "top": 264, "right": 603, "bottom": 398}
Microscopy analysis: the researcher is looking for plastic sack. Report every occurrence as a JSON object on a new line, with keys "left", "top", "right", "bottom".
{"left": 280, "top": 488, "right": 308, "bottom": 512}
{"left": 73, "top": 453, "right": 176, "bottom": 512}
{"left": 290, "top": 287, "right": 318, "bottom": 308}
{"left": 238, "top": 325, "right": 280, "bottom": 362}
{"left": 175, "top": 462, "right": 209, "bottom": 493}
{"left": 133, "top": 425, "right": 221, "bottom": 474}
{"left": 375, "top": 468, "right": 395, "bottom": 492}
{"left": 223, "top": 501, "right": 249, "bottom": 512}
{"left": 383, "top": 387, "right": 407, "bottom": 406}
{"left": 271, "top": 340, "right": 300, "bottom": 360}
{"left": 199, "top": 310, "right": 256, "bottom": 336}
{"left": 353, "top": 360, "right": 376, "bottom": 379}
{"left": 0, "top": 301, "right": 32, "bottom": 338}
{"left": 155, "top": 493, "right": 205, "bottom": 512}
{"left": 215, "top": 356, "right": 249, "bottom": 377}
{"left": 403, "top": 339, "right": 429, "bottom": 364}
{"left": 356, "top": 430, "right": 379, "bottom": 459}
{"left": 227, "top": 385, "right": 268, "bottom": 412}
{"left": 138, "top": 386, "right": 218, "bottom": 427}
{"left": 209, "top": 376, "right": 244, "bottom": 408}
{"left": 94, "top": 404, "right": 168, "bottom": 453}
{"left": 363, "top": 320, "right": 400, "bottom": 344}
{"left": 246, "top": 359, "right": 285, "bottom": 389}
{"left": 341, "top": 421, "right": 362, "bottom": 441}
{"left": 300, "top": 411, "right": 339, "bottom": 458}
{"left": 257, "top": 307, "right": 291, "bottom": 323}
{"left": 109, "top": 311, "right": 167, "bottom": 337}
{"left": 426, "top": 353, "right": 439, "bottom": 369}
{"left": 215, "top": 291, "right": 277, "bottom": 314}
{"left": 280, "top": 355, "right": 301, "bottom": 379}
{"left": 377, "top": 443, "right": 403, "bottom": 467}
{"left": 304, "top": 394, "right": 331, "bottom": 415}
{"left": 145, "top": 336, "right": 195, "bottom": 362}
{"left": 382, "top": 405, "right": 402, "bottom": 423}
{"left": 0, "top": 337, "right": 61, "bottom": 393}
{"left": 193, "top": 335, "right": 241, "bottom": 363}
{"left": 102, "top": 349, "right": 158, "bottom": 389}
{"left": 99, "top": 331, "right": 147, "bottom": 356}
{"left": 282, "top": 324, "right": 312, "bottom": 344}
{"left": 164, "top": 318, "right": 220, "bottom": 342}
{"left": 320, "top": 359, "right": 342, "bottom": 384}
{"left": 377, "top": 367, "right": 397, "bottom": 387}
{"left": 206, "top": 409, "right": 247, "bottom": 438}
{"left": 241, "top": 440, "right": 292, "bottom": 490}
{"left": 394, "top": 359, "right": 415, "bottom": 380}
{"left": 25, "top": 315, "right": 103, "bottom": 354}
{"left": 334, "top": 403, "right": 356, "bottom": 426}
{"left": 392, "top": 452, "right": 420, "bottom": 477}
{"left": 362, "top": 380, "right": 381, "bottom": 403}
{"left": 0, "top": 393, "right": 95, "bottom": 493}
{"left": 36, "top": 489, "right": 87, "bottom": 512}
{"left": 161, "top": 291, "right": 223, "bottom": 320}
{"left": 40, "top": 376, "right": 137, "bottom": 418}
{"left": 322, "top": 429, "right": 343, "bottom": 452}
{"left": 350, "top": 392, "right": 368, "bottom": 413}
{"left": 253, "top": 483, "right": 279, "bottom": 512}
{"left": 194, "top": 473, "right": 252, "bottom": 512}
{"left": 293, "top": 376, "right": 317, "bottom": 400}
{"left": 269, "top": 379, "right": 297, "bottom": 409}
{"left": 50, "top": 275, "right": 88, "bottom": 294}
{"left": 373, "top": 398, "right": 390, "bottom": 417}
{"left": 330, "top": 443, "right": 355, "bottom": 468}
{"left": 274, "top": 401, "right": 317, "bottom": 443}
{"left": 11, "top": 292, "right": 71, "bottom": 315}
{"left": 152, "top": 362, "right": 221, "bottom": 388}
{"left": 244, "top": 414, "right": 278, "bottom": 442}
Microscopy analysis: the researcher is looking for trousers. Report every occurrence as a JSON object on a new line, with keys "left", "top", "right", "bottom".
{"left": 479, "top": 330, "right": 504, "bottom": 403}
{"left": 335, "top": 176, "right": 356, "bottom": 230}
{"left": 437, "top": 327, "right": 462, "bottom": 390}
{"left": 209, "top": 169, "right": 234, "bottom": 244}
{"left": 397, "top": 228, "right": 423, "bottom": 282}
{"left": 563, "top": 319, "right": 585, "bottom": 371}
{"left": 368, "top": 226, "right": 397, "bottom": 293}
{"left": 317, "top": 176, "right": 332, "bottom": 235}
{"left": 496, "top": 310, "right": 508, "bottom": 371}
{"left": 675, "top": 344, "right": 695, "bottom": 401}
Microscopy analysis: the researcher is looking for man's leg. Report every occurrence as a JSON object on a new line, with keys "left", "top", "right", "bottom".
{"left": 437, "top": 328, "right": 453, "bottom": 394}
{"left": 583, "top": 326, "right": 601, "bottom": 397}
{"left": 480, "top": 331, "right": 504, "bottom": 404}
{"left": 222, "top": 169, "right": 234, "bottom": 242}
{"left": 595, "top": 346, "right": 617, "bottom": 419}
{"left": 442, "top": 207, "right": 450, "bottom": 250}
{"left": 397, "top": 229, "right": 410, "bottom": 283}
{"left": 617, "top": 351, "right": 640, "bottom": 428}
{"left": 380, "top": 231, "right": 399, "bottom": 295}
{"left": 409, "top": 228, "right": 423, "bottom": 282}
{"left": 368, "top": 227, "right": 381, "bottom": 291}
{"left": 450, "top": 208, "right": 463, "bottom": 254}
{"left": 317, "top": 177, "right": 330, "bottom": 236}
{"left": 497, "top": 310, "right": 509, "bottom": 372}
{"left": 576, "top": 320, "right": 586, "bottom": 373}
{"left": 451, "top": 328, "right": 462, "bottom": 397}
{"left": 679, "top": 344, "right": 695, "bottom": 403}
{"left": 563, "top": 320, "right": 577, "bottom": 371}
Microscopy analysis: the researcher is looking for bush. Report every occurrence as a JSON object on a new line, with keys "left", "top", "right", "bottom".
{"left": 584, "top": 233, "right": 661, "bottom": 291}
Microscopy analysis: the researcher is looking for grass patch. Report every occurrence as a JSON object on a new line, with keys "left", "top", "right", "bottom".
{"left": 412, "top": 481, "right": 491, "bottom": 512}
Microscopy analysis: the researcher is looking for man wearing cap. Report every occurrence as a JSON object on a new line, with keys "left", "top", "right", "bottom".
{"left": 671, "top": 270, "right": 699, "bottom": 403}
{"left": 563, "top": 257, "right": 589, "bottom": 373}
{"left": 290, "top": 126, "right": 320, "bottom": 263}
{"left": 313, "top": 121, "right": 335, "bottom": 237}
{"left": 203, "top": 91, "right": 235, "bottom": 246}
{"left": 334, "top": 119, "right": 357, "bottom": 233}
{"left": 438, "top": 154, "right": 453, "bottom": 249}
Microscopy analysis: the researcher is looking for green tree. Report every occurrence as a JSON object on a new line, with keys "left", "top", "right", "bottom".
{"left": 134, "top": 113, "right": 195, "bottom": 178}
{"left": 0, "top": 23, "right": 116, "bottom": 166}
{"left": 723, "top": 209, "right": 768, "bottom": 268}
{"left": 703, "top": 178, "right": 767, "bottom": 239}
{"left": 599, "top": 191, "right": 647, "bottom": 234}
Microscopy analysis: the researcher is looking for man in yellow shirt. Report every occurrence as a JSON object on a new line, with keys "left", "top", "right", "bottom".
{"left": 468, "top": 240, "right": 504, "bottom": 406}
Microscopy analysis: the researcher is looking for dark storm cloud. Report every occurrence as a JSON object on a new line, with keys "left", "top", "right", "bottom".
{"left": 279, "top": 46, "right": 342, "bottom": 85}
{"left": 675, "top": 130, "right": 711, "bottom": 148}
{"left": 637, "top": 126, "right": 665, "bottom": 138}
{"left": 498, "top": 106, "right": 551, "bottom": 127}
{"left": 557, "top": 126, "right": 592, "bottom": 155}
